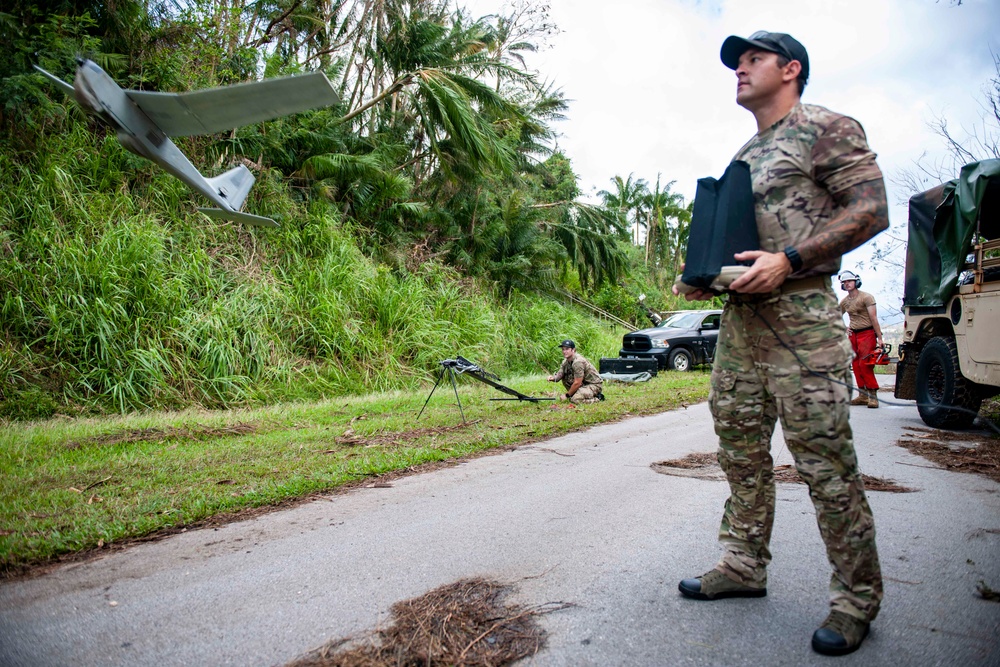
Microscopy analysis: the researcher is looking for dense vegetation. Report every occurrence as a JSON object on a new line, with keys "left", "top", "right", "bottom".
{"left": 0, "top": 0, "right": 704, "bottom": 419}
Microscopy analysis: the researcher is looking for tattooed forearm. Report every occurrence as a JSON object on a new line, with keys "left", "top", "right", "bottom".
{"left": 797, "top": 179, "right": 889, "bottom": 269}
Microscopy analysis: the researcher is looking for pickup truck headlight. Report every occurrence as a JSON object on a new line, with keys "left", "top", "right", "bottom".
{"left": 650, "top": 339, "right": 670, "bottom": 348}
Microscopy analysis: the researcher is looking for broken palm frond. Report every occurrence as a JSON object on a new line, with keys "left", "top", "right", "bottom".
{"left": 771, "top": 465, "right": 915, "bottom": 493}
{"left": 287, "top": 578, "right": 573, "bottom": 667}
{"left": 897, "top": 426, "right": 1000, "bottom": 483}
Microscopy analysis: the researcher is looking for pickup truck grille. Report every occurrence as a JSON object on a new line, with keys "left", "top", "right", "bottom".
{"left": 622, "top": 335, "right": 652, "bottom": 352}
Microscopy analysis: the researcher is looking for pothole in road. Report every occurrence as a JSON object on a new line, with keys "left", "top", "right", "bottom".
{"left": 652, "top": 452, "right": 916, "bottom": 492}
{"left": 286, "top": 577, "right": 573, "bottom": 667}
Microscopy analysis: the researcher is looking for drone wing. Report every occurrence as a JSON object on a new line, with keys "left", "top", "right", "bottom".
{"left": 125, "top": 71, "right": 339, "bottom": 137}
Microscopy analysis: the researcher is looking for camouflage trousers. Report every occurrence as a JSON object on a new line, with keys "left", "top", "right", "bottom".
{"left": 709, "top": 288, "right": 883, "bottom": 622}
{"left": 569, "top": 384, "right": 602, "bottom": 404}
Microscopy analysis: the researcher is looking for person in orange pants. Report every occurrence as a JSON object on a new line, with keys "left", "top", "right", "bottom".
{"left": 838, "top": 271, "right": 884, "bottom": 407}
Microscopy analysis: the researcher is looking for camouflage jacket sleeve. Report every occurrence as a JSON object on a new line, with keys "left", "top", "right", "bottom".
{"left": 812, "top": 116, "right": 883, "bottom": 195}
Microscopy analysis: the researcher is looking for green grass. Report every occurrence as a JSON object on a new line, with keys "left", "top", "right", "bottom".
{"left": 0, "top": 370, "right": 709, "bottom": 576}
{"left": 981, "top": 396, "right": 1000, "bottom": 423}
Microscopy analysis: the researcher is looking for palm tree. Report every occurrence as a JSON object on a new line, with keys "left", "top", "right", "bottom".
{"left": 337, "top": 4, "right": 542, "bottom": 181}
{"left": 598, "top": 173, "right": 648, "bottom": 246}
{"left": 642, "top": 175, "right": 688, "bottom": 280}
{"left": 478, "top": 0, "right": 557, "bottom": 94}
{"left": 548, "top": 201, "right": 629, "bottom": 290}
{"left": 285, "top": 4, "right": 549, "bottom": 247}
{"left": 670, "top": 200, "right": 694, "bottom": 279}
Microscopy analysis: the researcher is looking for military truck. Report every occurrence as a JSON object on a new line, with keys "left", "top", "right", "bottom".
{"left": 894, "top": 159, "right": 1000, "bottom": 429}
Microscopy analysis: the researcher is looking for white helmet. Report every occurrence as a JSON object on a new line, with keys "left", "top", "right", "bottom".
{"left": 838, "top": 270, "right": 862, "bottom": 289}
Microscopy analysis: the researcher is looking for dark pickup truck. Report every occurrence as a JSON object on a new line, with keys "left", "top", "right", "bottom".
{"left": 620, "top": 309, "right": 723, "bottom": 371}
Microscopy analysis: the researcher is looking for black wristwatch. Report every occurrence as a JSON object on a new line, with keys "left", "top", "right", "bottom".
{"left": 783, "top": 246, "right": 803, "bottom": 272}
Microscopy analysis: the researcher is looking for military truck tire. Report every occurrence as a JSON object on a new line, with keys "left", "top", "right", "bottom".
{"left": 915, "top": 336, "right": 982, "bottom": 429}
{"left": 669, "top": 348, "right": 693, "bottom": 372}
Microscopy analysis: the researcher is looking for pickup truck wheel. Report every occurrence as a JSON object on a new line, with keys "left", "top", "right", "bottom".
{"left": 915, "top": 336, "right": 982, "bottom": 429}
{"left": 668, "top": 348, "right": 693, "bottom": 372}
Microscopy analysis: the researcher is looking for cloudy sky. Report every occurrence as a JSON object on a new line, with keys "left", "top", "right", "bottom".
{"left": 461, "top": 0, "right": 1000, "bottom": 323}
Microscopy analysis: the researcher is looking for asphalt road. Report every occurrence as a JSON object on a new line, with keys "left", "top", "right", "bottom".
{"left": 2, "top": 379, "right": 999, "bottom": 666}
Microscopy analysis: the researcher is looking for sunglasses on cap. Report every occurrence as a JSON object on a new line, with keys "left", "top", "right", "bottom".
{"left": 747, "top": 31, "right": 796, "bottom": 62}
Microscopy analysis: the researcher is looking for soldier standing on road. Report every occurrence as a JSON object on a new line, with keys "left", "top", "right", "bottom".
{"left": 838, "top": 270, "right": 885, "bottom": 408}
{"left": 547, "top": 340, "right": 604, "bottom": 404}
{"left": 672, "top": 31, "right": 889, "bottom": 656}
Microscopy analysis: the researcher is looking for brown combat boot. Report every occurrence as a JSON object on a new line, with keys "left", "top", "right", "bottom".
{"left": 678, "top": 569, "right": 767, "bottom": 600}
{"left": 812, "top": 610, "right": 870, "bottom": 656}
{"left": 867, "top": 387, "right": 879, "bottom": 409}
{"left": 850, "top": 390, "right": 869, "bottom": 406}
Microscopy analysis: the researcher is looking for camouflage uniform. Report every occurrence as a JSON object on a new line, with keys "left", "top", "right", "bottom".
{"left": 553, "top": 354, "right": 604, "bottom": 404}
{"left": 711, "top": 103, "right": 884, "bottom": 622}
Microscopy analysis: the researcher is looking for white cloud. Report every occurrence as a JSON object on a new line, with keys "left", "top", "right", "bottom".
{"left": 462, "top": 0, "right": 1000, "bottom": 320}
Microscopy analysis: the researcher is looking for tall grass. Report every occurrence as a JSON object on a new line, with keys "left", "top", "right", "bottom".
{"left": 0, "top": 113, "right": 625, "bottom": 418}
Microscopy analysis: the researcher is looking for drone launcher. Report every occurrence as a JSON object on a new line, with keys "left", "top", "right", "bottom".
{"left": 447, "top": 357, "right": 554, "bottom": 402}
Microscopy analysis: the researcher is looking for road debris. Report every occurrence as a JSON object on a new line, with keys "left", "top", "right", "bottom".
{"left": 287, "top": 577, "right": 572, "bottom": 667}
{"left": 652, "top": 453, "right": 914, "bottom": 492}
{"left": 896, "top": 426, "right": 1000, "bottom": 483}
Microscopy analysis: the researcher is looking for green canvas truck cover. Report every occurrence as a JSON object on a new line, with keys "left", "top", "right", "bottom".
{"left": 903, "top": 158, "right": 1000, "bottom": 307}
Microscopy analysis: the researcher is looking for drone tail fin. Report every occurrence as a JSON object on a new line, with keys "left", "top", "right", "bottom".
{"left": 205, "top": 164, "right": 256, "bottom": 211}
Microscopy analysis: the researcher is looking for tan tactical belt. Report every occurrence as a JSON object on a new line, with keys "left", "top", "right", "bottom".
{"left": 780, "top": 275, "right": 831, "bottom": 293}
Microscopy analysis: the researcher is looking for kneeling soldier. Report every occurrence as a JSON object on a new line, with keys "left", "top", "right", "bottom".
{"left": 547, "top": 340, "right": 604, "bottom": 404}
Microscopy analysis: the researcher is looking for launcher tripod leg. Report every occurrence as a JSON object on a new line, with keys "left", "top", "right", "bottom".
{"left": 417, "top": 367, "right": 466, "bottom": 423}
{"left": 417, "top": 368, "right": 445, "bottom": 420}
{"left": 447, "top": 367, "right": 466, "bottom": 423}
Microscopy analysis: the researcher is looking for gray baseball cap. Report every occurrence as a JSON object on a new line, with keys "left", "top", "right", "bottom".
{"left": 720, "top": 31, "right": 809, "bottom": 83}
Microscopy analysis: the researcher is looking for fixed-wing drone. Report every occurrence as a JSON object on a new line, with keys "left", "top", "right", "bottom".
{"left": 34, "top": 59, "right": 340, "bottom": 227}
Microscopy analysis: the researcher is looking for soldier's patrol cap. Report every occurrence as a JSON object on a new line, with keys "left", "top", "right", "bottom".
{"left": 720, "top": 31, "right": 809, "bottom": 84}
{"left": 558, "top": 339, "right": 576, "bottom": 349}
